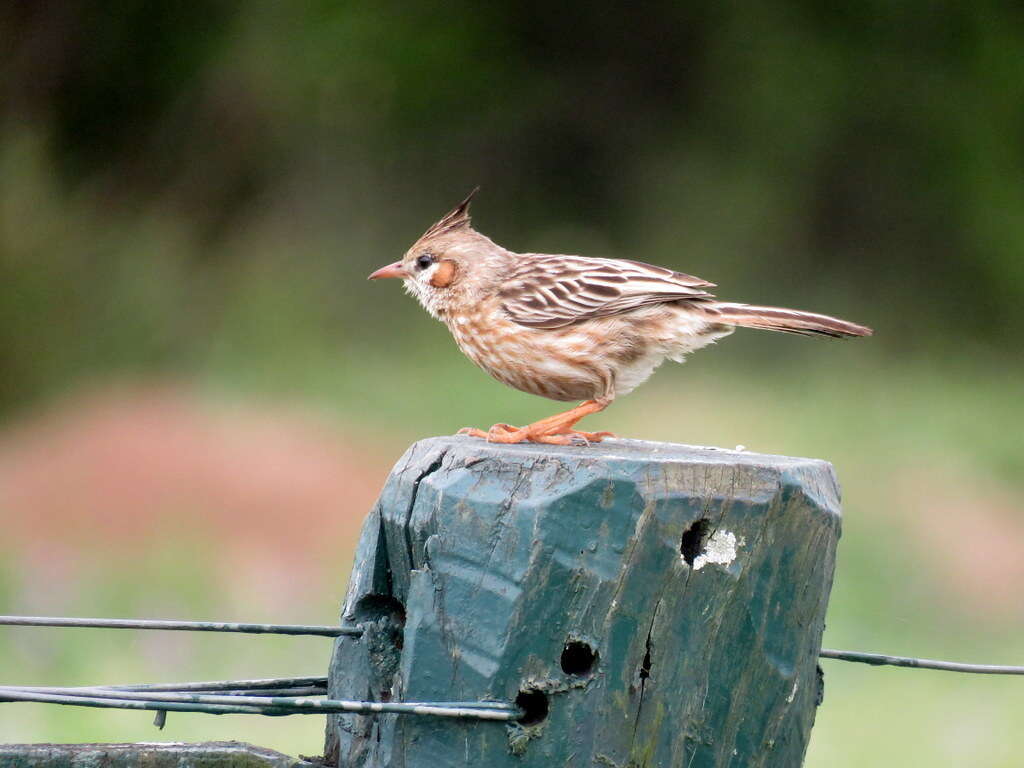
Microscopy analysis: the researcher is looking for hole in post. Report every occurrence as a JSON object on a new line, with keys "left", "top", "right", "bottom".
{"left": 640, "top": 648, "right": 652, "bottom": 680}
{"left": 352, "top": 594, "right": 406, "bottom": 649}
{"left": 353, "top": 594, "right": 406, "bottom": 624}
{"left": 680, "top": 518, "right": 711, "bottom": 567}
{"left": 515, "top": 689, "right": 549, "bottom": 725}
{"left": 560, "top": 641, "right": 598, "bottom": 676}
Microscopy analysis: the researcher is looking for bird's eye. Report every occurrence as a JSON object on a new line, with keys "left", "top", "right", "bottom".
{"left": 416, "top": 253, "right": 435, "bottom": 270}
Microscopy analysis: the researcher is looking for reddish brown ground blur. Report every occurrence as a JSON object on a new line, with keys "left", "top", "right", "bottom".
{"left": 0, "top": 385, "right": 392, "bottom": 611}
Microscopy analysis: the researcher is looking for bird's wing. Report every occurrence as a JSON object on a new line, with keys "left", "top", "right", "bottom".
{"left": 499, "top": 255, "right": 716, "bottom": 329}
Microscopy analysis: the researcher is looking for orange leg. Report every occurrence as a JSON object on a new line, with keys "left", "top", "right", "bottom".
{"left": 458, "top": 399, "right": 615, "bottom": 445}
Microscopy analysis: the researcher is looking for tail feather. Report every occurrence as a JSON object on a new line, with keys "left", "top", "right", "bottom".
{"left": 707, "top": 302, "right": 872, "bottom": 339}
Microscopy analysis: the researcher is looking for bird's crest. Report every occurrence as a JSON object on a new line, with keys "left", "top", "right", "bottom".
{"left": 418, "top": 187, "right": 479, "bottom": 242}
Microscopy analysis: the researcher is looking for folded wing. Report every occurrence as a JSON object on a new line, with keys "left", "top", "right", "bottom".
{"left": 499, "top": 255, "right": 716, "bottom": 329}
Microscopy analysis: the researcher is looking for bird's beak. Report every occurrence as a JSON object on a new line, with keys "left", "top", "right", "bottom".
{"left": 368, "top": 261, "right": 408, "bottom": 280}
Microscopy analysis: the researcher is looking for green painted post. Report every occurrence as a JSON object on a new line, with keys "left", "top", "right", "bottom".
{"left": 326, "top": 436, "right": 841, "bottom": 767}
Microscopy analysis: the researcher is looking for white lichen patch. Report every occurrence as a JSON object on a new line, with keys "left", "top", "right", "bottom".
{"left": 786, "top": 679, "right": 799, "bottom": 703}
{"left": 692, "top": 529, "right": 739, "bottom": 571}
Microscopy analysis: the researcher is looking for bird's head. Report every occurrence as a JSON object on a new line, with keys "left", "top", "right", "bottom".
{"left": 368, "top": 188, "right": 503, "bottom": 318}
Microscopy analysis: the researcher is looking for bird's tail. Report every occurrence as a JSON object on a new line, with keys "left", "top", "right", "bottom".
{"left": 705, "top": 302, "right": 873, "bottom": 339}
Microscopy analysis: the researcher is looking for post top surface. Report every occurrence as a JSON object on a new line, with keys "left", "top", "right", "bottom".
{"left": 414, "top": 434, "right": 833, "bottom": 472}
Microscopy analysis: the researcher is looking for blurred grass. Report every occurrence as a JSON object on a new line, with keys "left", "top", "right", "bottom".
{"left": 0, "top": 543, "right": 338, "bottom": 752}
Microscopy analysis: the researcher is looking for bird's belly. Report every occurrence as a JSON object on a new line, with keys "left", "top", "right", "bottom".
{"left": 448, "top": 317, "right": 603, "bottom": 402}
{"left": 445, "top": 305, "right": 732, "bottom": 402}
{"left": 611, "top": 351, "right": 669, "bottom": 397}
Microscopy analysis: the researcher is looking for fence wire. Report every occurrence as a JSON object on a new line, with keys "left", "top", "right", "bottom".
{"left": 0, "top": 615, "right": 360, "bottom": 637}
{"left": 1, "top": 614, "right": 1021, "bottom": 729}
{"left": 819, "top": 648, "right": 1024, "bottom": 675}
{"left": 0, "top": 686, "right": 521, "bottom": 720}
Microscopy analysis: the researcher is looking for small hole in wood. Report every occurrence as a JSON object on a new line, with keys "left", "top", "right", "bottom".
{"left": 352, "top": 594, "right": 406, "bottom": 649}
{"left": 515, "top": 689, "right": 549, "bottom": 725}
{"left": 353, "top": 594, "right": 406, "bottom": 624}
{"left": 640, "top": 648, "right": 652, "bottom": 680}
{"left": 560, "top": 641, "right": 598, "bottom": 676}
{"left": 680, "top": 518, "right": 711, "bottom": 567}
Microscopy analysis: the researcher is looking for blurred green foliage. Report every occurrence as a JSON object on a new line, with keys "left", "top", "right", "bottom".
{"left": 1, "top": 2, "right": 1023, "bottom": 766}
{"left": 3, "top": 0, "right": 1024, "bottom": 412}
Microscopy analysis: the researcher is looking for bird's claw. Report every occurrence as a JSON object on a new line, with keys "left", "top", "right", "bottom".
{"left": 457, "top": 425, "right": 615, "bottom": 446}
{"left": 556, "top": 430, "right": 616, "bottom": 446}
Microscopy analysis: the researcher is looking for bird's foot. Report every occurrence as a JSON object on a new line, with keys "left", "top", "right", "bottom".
{"left": 458, "top": 400, "right": 613, "bottom": 445}
{"left": 457, "top": 424, "right": 524, "bottom": 442}
{"left": 457, "top": 424, "right": 513, "bottom": 440}
{"left": 458, "top": 423, "right": 615, "bottom": 445}
{"left": 528, "top": 428, "right": 616, "bottom": 446}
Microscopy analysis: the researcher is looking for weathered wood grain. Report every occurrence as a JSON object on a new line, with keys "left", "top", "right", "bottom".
{"left": 326, "top": 436, "right": 841, "bottom": 767}
{"left": 0, "top": 741, "right": 311, "bottom": 767}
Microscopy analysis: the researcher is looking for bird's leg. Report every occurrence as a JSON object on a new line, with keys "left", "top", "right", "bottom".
{"left": 514, "top": 400, "right": 612, "bottom": 443}
{"left": 458, "top": 399, "right": 615, "bottom": 445}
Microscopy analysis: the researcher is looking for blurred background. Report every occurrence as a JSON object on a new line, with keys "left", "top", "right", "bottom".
{"left": 1, "top": 1, "right": 1022, "bottom": 764}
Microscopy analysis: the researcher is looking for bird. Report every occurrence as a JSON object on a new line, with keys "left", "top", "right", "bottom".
{"left": 369, "top": 190, "right": 872, "bottom": 445}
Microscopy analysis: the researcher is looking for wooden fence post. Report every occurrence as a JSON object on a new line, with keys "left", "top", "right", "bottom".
{"left": 325, "top": 435, "right": 841, "bottom": 767}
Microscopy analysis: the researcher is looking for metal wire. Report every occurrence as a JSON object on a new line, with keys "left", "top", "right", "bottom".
{"left": 76, "top": 675, "right": 327, "bottom": 696}
{"left": 819, "top": 648, "right": 1024, "bottom": 675}
{"left": 0, "top": 618, "right": 518, "bottom": 721}
{"left": 119, "top": 676, "right": 326, "bottom": 691}
{"left": 74, "top": 676, "right": 327, "bottom": 693}
{"left": 138, "top": 686, "right": 330, "bottom": 697}
{"left": 0, "top": 686, "right": 521, "bottom": 721}
{"left": 0, "top": 688, "right": 287, "bottom": 716}
{"left": 0, "top": 615, "right": 361, "bottom": 637}
{"left": 4, "top": 616, "right": 1022, "bottom": 675}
